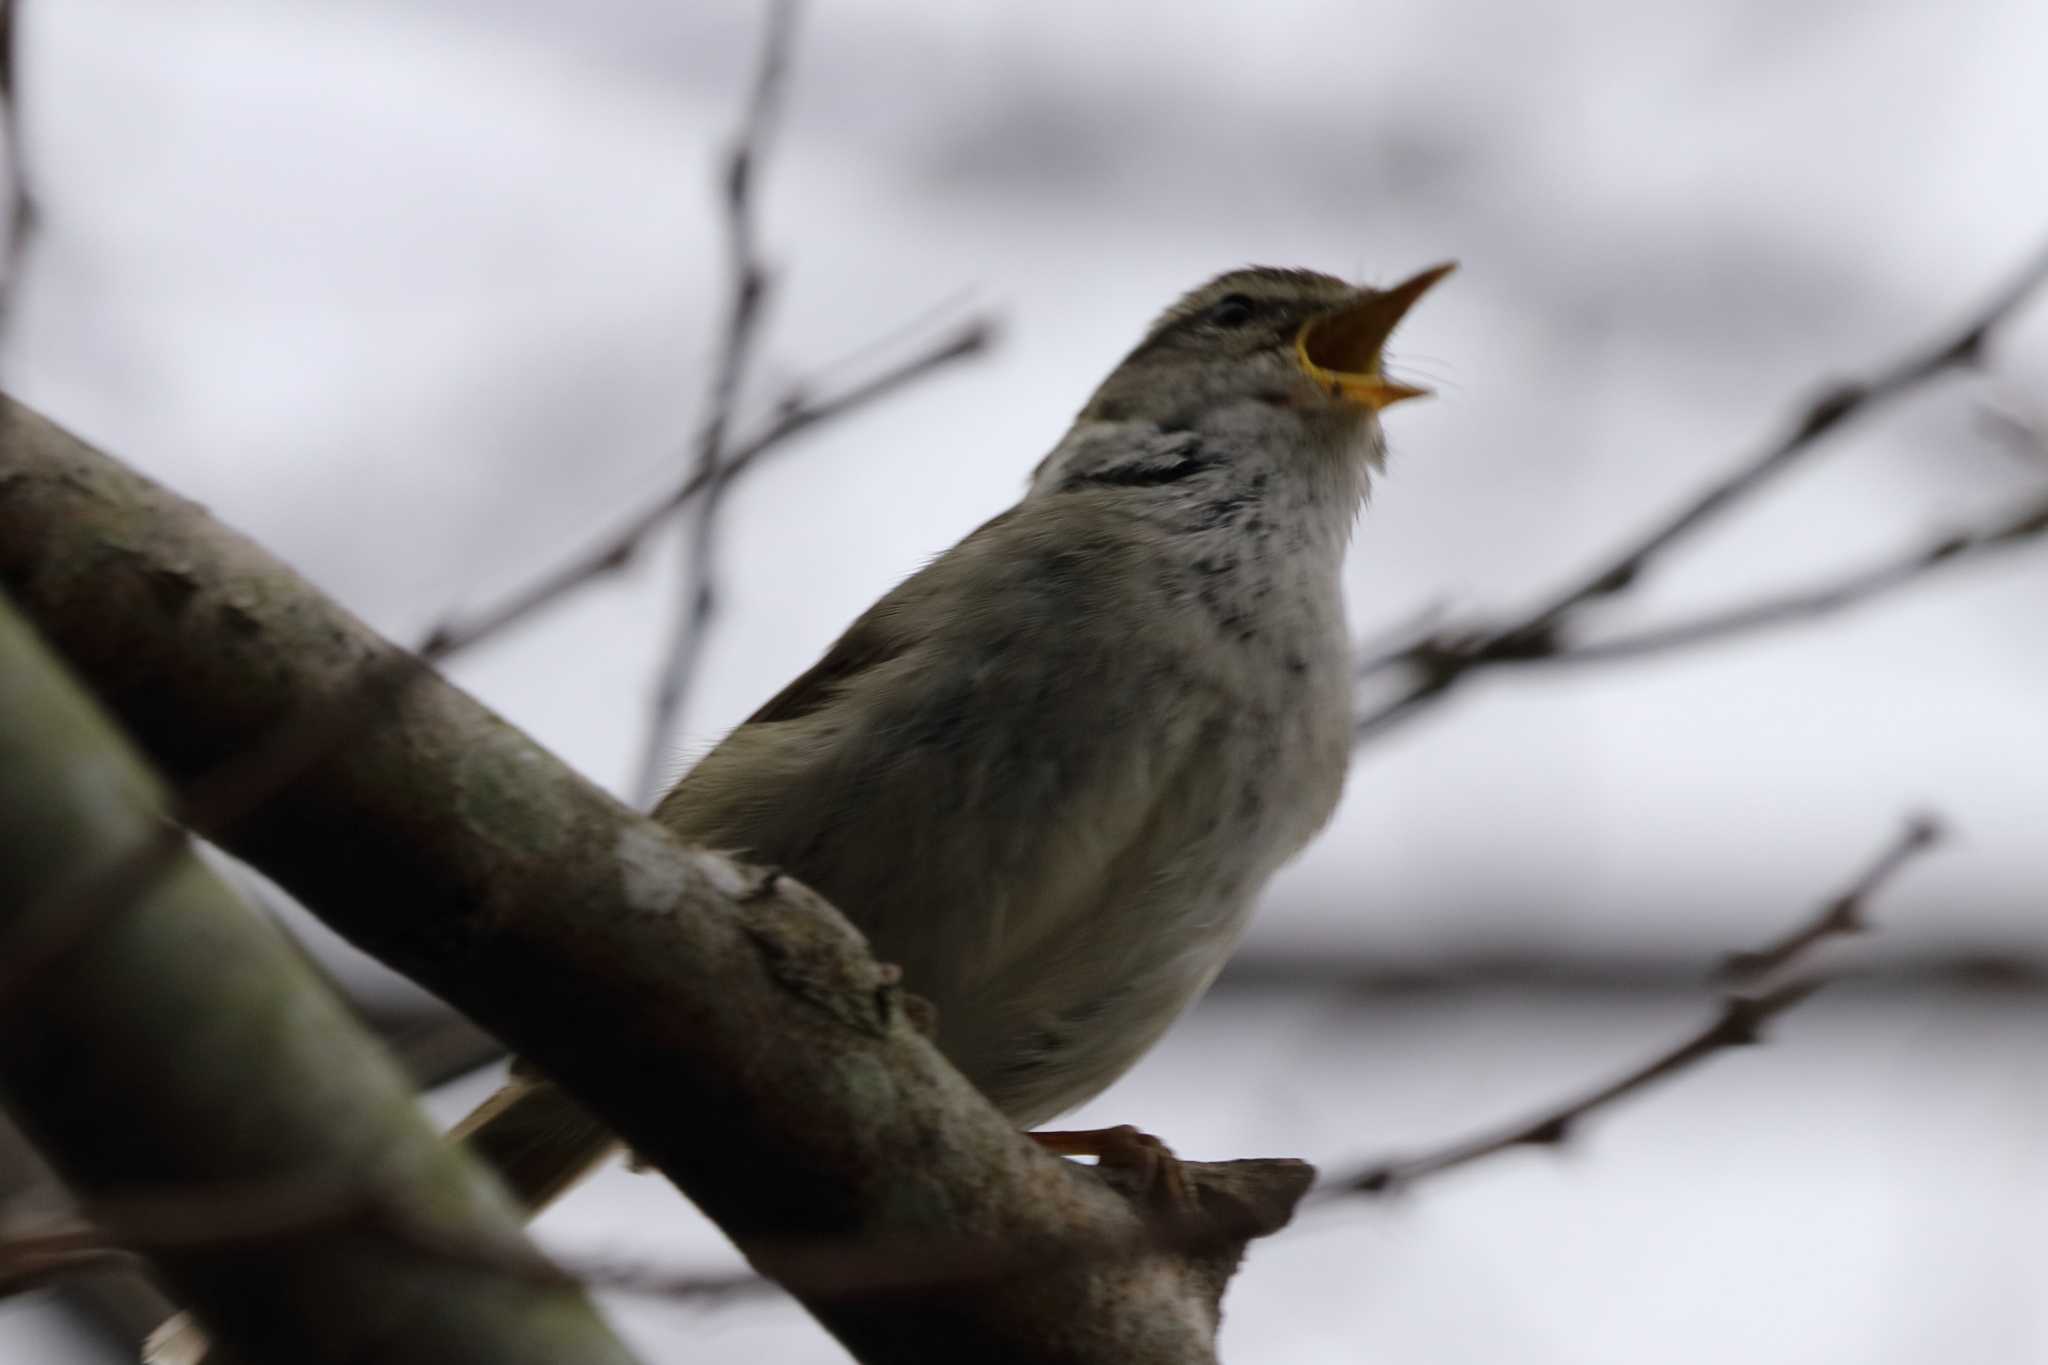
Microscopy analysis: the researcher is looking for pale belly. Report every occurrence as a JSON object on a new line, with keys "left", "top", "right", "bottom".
{"left": 881, "top": 651, "right": 1352, "bottom": 1126}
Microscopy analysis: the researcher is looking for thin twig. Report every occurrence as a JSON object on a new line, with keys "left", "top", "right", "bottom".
{"left": 1523, "top": 492, "right": 2048, "bottom": 668}
{"left": 1511, "top": 241, "right": 2048, "bottom": 637}
{"left": 1716, "top": 813, "right": 1943, "bottom": 986}
{"left": 1350, "top": 597, "right": 1452, "bottom": 678}
{"left": 0, "top": 0, "right": 34, "bottom": 313}
{"left": 1354, "top": 237, "right": 2048, "bottom": 740}
{"left": 632, "top": 0, "right": 798, "bottom": 805}
{"left": 1325, "top": 815, "right": 1943, "bottom": 1197}
{"left": 415, "top": 320, "right": 990, "bottom": 662}
{"left": 417, "top": 1, "right": 998, "bottom": 678}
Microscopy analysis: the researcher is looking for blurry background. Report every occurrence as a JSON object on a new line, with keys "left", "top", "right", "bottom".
{"left": 2, "top": 0, "right": 2045, "bottom": 1361}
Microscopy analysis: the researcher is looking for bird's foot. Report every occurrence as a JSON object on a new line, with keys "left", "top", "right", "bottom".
{"left": 1030, "top": 1124, "right": 1190, "bottom": 1207}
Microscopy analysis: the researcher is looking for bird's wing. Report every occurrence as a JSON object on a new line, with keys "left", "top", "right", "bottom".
{"left": 650, "top": 499, "right": 1232, "bottom": 1092}
{"left": 649, "top": 508, "right": 1017, "bottom": 844}
{"left": 740, "top": 606, "right": 918, "bottom": 727}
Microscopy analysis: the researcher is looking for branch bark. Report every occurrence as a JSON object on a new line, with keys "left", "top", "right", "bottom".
{"left": 0, "top": 588, "right": 640, "bottom": 1365}
{"left": 0, "top": 394, "right": 1310, "bottom": 1363}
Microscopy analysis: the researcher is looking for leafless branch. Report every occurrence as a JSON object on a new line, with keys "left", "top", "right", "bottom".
{"left": 1519, "top": 491, "right": 2048, "bottom": 668}
{"left": 1715, "top": 813, "right": 1944, "bottom": 984}
{"left": 1518, "top": 243, "right": 2044, "bottom": 631}
{"left": 1325, "top": 815, "right": 1942, "bottom": 1197}
{"left": 2, "top": 405, "right": 1304, "bottom": 1365}
{"left": 415, "top": 2, "right": 993, "bottom": 701}
{"left": 631, "top": 0, "right": 796, "bottom": 805}
{"left": 0, "top": 0, "right": 33, "bottom": 310}
{"left": 415, "top": 322, "right": 990, "bottom": 663}
{"left": 1354, "top": 236, "right": 2048, "bottom": 741}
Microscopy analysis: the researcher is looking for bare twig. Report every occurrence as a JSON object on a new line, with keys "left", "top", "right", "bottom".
{"left": 415, "top": 322, "right": 990, "bottom": 663}
{"left": 1326, "top": 815, "right": 1943, "bottom": 1197}
{"left": 1716, "top": 813, "right": 1943, "bottom": 985}
{"left": 0, "top": 0, "right": 34, "bottom": 312}
{"left": 1509, "top": 242, "right": 2048, "bottom": 637}
{"left": 1354, "top": 237, "right": 2048, "bottom": 741}
{"left": 632, "top": 0, "right": 798, "bottom": 805}
{"left": 413, "top": 3, "right": 993, "bottom": 720}
{"left": 1520, "top": 492, "right": 2048, "bottom": 668}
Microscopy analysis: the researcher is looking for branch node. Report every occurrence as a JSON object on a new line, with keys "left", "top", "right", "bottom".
{"left": 1902, "top": 811, "right": 1945, "bottom": 849}
{"left": 737, "top": 262, "right": 768, "bottom": 312}
{"left": 1712, "top": 996, "right": 1771, "bottom": 1048}
{"left": 1817, "top": 893, "right": 1869, "bottom": 936}
{"left": 1322, "top": 814, "right": 1943, "bottom": 1200}
{"left": 1583, "top": 562, "right": 1639, "bottom": 599}
{"left": 1793, "top": 382, "right": 1867, "bottom": 442}
{"left": 1939, "top": 323, "right": 1990, "bottom": 370}
{"left": 1349, "top": 1166, "right": 1396, "bottom": 1195}
{"left": 1482, "top": 621, "right": 1564, "bottom": 662}
{"left": 735, "top": 875, "right": 899, "bottom": 1039}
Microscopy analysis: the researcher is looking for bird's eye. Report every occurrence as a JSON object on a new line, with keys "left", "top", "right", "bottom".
{"left": 1209, "top": 295, "right": 1255, "bottom": 328}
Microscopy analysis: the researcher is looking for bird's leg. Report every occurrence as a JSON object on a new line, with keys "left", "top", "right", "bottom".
{"left": 1029, "top": 1124, "right": 1189, "bottom": 1205}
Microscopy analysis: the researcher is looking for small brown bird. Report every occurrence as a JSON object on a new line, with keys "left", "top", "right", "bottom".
{"left": 146, "top": 264, "right": 1451, "bottom": 1365}
{"left": 456, "top": 262, "right": 1453, "bottom": 1211}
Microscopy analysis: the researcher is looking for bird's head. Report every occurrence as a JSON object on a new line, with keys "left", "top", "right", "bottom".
{"left": 1077, "top": 262, "right": 1454, "bottom": 466}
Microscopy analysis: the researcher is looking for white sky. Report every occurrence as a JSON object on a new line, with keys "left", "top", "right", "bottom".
{"left": 4, "top": 1, "right": 2046, "bottom": 1361}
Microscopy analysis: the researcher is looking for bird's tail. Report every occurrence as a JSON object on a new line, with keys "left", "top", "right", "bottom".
{"left": 447, "top": 1066, "right": 620, "bottom": 1215}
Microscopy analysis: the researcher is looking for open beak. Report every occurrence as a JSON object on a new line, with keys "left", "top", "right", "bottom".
{"left": 1295, "top": 261, "right": 1456, "bottom": 411}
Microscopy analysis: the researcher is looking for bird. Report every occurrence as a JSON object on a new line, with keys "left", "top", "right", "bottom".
{"left": 454, "top": 261, "right": 1454, "bottom": 1213}
{"left": 143, "top": 263, "right": 1451, "bottom": 1365}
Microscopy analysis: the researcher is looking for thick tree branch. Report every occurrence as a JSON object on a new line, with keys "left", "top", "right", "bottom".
{"left": 0, "top": 589, "right": 639, "bottom": 1365}
{"left": 0, "top": 396, "right": 1308, "bottom": 1364}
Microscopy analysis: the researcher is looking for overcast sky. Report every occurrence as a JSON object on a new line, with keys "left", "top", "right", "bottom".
{"left": 4, "top": 2, "right": 2045, "bottom": 1361}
